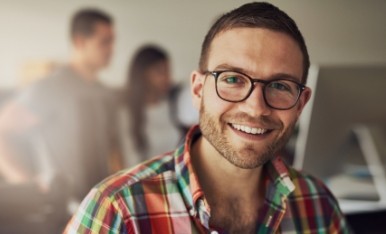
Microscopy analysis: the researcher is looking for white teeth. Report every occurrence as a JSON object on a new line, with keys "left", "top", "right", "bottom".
{"left": 231, "top": 124, "right": 267, "bottom": 135}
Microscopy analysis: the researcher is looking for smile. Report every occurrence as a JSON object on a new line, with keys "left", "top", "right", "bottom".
{"left": 230, "top": 123, "right": 269, "bottom": 135}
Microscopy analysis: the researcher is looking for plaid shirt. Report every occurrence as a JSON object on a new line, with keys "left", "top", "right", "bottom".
{"left": 65, "top": 126, "right": 351, "bottom": 234}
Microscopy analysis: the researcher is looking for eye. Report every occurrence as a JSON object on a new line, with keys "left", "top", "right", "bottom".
{"left": 268, "top": 81, "right": 291, "bottom": 91}
{"left": 224, "top": 76, "right": 240, "bottom": 84}
{"left": 218, "top": 73, "right": 248, "bottom": 86}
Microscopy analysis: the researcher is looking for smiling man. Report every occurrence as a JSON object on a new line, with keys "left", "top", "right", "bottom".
{"left": 65, "top": 2, "right": 350, "bottom": 233}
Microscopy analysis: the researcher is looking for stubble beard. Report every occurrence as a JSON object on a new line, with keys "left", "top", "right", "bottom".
{"left": 199, "top": 101, "right": 295, "bottom": 169}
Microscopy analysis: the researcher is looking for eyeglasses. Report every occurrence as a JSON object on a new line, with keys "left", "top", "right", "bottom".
{"left": 205, "top": 70, "right": 306, "bottom": 110}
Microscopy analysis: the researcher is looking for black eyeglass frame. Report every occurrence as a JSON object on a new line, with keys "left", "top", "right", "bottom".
{"left": 205, "top": 70, "right": 306, "bottom": 110}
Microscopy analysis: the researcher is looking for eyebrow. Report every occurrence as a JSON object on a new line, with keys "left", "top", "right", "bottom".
{"left": 212, "top": 63, "right": 302, "bottom": 83}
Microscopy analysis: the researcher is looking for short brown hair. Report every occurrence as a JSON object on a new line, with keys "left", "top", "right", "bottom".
{"left": 199, "top": 2, "right": 310, "bottom": 83}
{"left": 70, "top": 8, "right": 112, "bottom": 38}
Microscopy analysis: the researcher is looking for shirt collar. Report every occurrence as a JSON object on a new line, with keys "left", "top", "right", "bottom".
{"left": 264, "top": 156, "right": 296, "bottom": 208}
{"left": 174, "top": 125, "right": 202, "bottom": 211}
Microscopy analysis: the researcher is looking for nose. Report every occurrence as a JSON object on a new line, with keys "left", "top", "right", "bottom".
{"left": 238, "top": 84, "right": 272, "bottom": 117}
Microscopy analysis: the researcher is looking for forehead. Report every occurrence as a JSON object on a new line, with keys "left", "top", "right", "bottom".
{"left": 90, "top": 22, "right": 114, "bottom": 37}
{"left": 207, "top": 27, "right": 303, "bottom": 82}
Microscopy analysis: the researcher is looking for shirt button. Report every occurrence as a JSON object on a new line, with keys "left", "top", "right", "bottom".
{"left": 211, "top": 231, "right": 219, "bottom": 234}
{"left": 189, "top": 209, "right": 196, "bottom": 216}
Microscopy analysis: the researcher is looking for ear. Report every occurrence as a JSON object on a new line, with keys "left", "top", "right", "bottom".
{"left": 190, "top": 70, "right": 205, "bottom": 110}
{"left": 296, "top": 87, "right": 312, "bottom": 118}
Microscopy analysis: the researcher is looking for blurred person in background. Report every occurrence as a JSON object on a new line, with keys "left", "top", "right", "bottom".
{"left": 123, "top": 45, "right": 182, "bottom": 166}
{"left": 0, "top": 8, "right": 123, "bottom": 232}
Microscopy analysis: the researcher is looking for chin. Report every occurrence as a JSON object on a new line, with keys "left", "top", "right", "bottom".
{"left": 237, "top": 147, "right": 276, "bottom": 168}
{"left": 226, "top": 154, "right": 272, "bottom": 169}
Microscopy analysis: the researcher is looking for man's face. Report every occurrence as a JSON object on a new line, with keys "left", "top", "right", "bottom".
{"left": 76, "top": 22, "right": 115, "bottom": 69}
{"left": 191, "top": 27, "right": 311, "bottom": 169}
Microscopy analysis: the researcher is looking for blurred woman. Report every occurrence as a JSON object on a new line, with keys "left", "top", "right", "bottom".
{"left": 125, "top": 45, "right": 181, "bottom": 164}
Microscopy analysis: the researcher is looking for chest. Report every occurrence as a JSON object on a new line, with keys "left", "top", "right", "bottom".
{"left": 208, "top": 200, "right": 259, "bottom": 234}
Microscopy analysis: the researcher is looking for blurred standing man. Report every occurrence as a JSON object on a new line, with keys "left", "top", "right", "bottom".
{"left": 66, "top": 2, "right": 350, "bottom": 233}
{"left": 0, "top": 8, "right": 122, "bottom": 202}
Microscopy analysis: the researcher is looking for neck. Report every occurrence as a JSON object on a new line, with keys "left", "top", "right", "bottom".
{"left": 70, "top": 53, "right": 99, "bottom": 81}
{"left": 191, "top": 136, "right": 265, "bottom": 202}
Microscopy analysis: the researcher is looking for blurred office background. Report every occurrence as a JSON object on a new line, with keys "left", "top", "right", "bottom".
{"left": 1, "top": 0, "right": 385, "bottom": 89}
{"left": 0, "top": 0, "right": 386, "bottom": 233}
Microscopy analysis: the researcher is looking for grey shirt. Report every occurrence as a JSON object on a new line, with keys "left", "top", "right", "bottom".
{"left": 17, "top": 66, "right": 119, "bottom": 199}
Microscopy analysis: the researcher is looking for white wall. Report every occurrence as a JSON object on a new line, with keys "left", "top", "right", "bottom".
{"left": 1, "top": 0, "right": 385, "bottom": 88}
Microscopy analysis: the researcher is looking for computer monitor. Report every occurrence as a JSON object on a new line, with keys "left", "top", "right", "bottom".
{"left": 294, "top": 65, "right": 386, "bottom": 210}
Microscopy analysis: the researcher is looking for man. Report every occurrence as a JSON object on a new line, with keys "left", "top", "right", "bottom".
{"left": 0, "top": 8, "right": 121, "bottom": 201}
{"left": 65, "top": 2, "right": 350, "bottom": 233}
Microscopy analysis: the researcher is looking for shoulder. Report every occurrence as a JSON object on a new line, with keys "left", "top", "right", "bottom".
{"left": 287, "top": 167, "right": 333, "bottom": 197}
{"left": 67, "top": 152, "right": 177, "bottom": 232}
{"left": 66, "top": 150, "right": 184, "bottom": 233}
{"left": 17, "top": 67, "right": 70, "bottom": 100}
{"left": 15, "top": 70, "right": 65, "bottom": 116}
{"left": 91, "top": 151, "right": 177, "bottom": 199}
{"left": 287, "top": 167, "right": 341, "bottom": 210}
{"left": 286, "top": 167, "right": 350, "bottom": 232}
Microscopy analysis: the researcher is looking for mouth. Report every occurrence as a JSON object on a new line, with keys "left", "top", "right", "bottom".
{"left": 229, "top": 123, "right": 273, "bottom": 136}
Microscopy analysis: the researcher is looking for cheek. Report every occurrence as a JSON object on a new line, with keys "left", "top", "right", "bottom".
{"left": 86, "top": 44, "right": 102, "bottom": 60}
{"left": 90, "top": 42, "right": 107, "bottom": 58}
{"left": 201, "top": 83, "right": 233, "bottom": 119}
{"left": 277, "top": 111, "right": 298, "bottom": 131}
